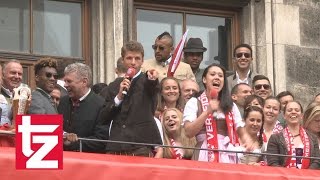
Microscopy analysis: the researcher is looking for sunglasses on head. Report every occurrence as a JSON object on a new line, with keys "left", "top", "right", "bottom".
{"left": 236, "top": 53, "right": 251, "bottom": 58}
{"left": 254, "top": 84, "right": 270, "bottom": 90}
{"left": 45, "top": 72, "right": 58, "bottom": 79}
{"left": 152, "top": 45, "right": 165, "bottom": 51}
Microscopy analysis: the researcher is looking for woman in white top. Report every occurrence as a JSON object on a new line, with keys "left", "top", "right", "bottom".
{"left": 183, "top": 64, "right": 242, "bottom": 163}
{"left": 237, "top": 106, "right": 265, "bottom": 165}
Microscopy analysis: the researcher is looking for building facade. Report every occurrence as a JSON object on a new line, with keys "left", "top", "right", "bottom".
{"left": 0, "top": 0, "right": 319, "bottom": 106}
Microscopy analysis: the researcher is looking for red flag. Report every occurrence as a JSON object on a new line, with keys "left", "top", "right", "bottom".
{"left": 167, "top": 30, "right": 189, "bottom": 77}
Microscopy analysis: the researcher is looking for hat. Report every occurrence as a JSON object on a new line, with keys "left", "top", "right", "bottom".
{"left": 183, "top": 38, "right": 207, "bottom": 53}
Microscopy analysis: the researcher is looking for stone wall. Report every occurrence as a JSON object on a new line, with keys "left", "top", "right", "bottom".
{"left": 283, "top": 0, "right": 320, "bottom": 106}
{"left": 242, "top": 0, "right": 320, "bottom": 107}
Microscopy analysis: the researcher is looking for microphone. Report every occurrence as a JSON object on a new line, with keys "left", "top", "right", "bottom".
{"left": 122, "top": 67, "right": 136, "bottom": 95}
{"left": 210, "top": 88, "right": 218, "bottom": 99}
{"left": 210, "top": 89, "right": 218, "bottom": 118}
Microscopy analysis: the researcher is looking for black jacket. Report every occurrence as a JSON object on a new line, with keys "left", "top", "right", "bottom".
{"left": 99, "top": 72, "right": 162, "bottom": 151}
{"left": 58, "top": 90, "right": 109, "bottom": 153}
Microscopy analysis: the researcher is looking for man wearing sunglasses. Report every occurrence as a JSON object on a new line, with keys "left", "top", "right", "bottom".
{"left": 227, "top": 44, "right": 256, "bottom": 92}
{"left": 252, "top": 75, "right": 273, "bottom": 100}
{"left": 142, "top": 31, "right": 195, "bottom": 82}
{"left": 28, "top": 57, "right": 59, "bottom": 114}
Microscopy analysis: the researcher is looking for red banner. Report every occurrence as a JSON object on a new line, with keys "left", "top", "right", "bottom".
{"left": 1, "top": 147, "right": 319, "bottom": 179}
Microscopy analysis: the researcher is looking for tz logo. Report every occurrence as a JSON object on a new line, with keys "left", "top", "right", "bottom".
{"left": 16, "top": 115, "right": 63, "bottom": 169}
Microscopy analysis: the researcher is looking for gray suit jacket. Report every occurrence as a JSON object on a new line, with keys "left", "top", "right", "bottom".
{"left": 227, "top": 70, "right": 255, "bottom": 93}
{"left": 28, "top": 88, "right": 58, "bottom": 114}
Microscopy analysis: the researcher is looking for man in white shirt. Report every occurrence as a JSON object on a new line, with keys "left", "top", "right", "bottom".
{"left": 227, "top": 44, "right": 255, "bottom": 92}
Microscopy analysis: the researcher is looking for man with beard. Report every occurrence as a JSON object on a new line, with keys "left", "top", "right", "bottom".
{"left": 227, "top": 44, "right": 256, "bottom": 92}
{"left": 142, "top": 31, "right": 195, "bottom": 82}
{"left": 28, "top": 57, "right": 59, "bottom": 114}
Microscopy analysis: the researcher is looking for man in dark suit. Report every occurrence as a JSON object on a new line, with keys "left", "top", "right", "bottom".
{"left": 28, "top": 57, "right": 58, "bottom": 114}
{"left": 58, "top": 63, "right": 108, "bottom": 153}
{"left": 100, "top": 40, "right": 162, "bottom": 157}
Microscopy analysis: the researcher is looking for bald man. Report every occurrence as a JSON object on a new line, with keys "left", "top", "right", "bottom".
{"left": 180, "top": 79, "right": 200, "bottom": 101}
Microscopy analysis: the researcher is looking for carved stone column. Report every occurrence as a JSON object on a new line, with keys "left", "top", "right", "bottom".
{"left": 91, "top": 0, "right": 129, "bottom": 84}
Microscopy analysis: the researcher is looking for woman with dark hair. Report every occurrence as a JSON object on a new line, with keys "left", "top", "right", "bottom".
{"left": 267, "top": 101, "right": 320, "bottom": 169}
{"left": 155, "top": 77, "right": 185, "bottom": 120}
{"left": 183, "top": 64, "right": 242, "bottom": 163}
{"left": 244, "top": 94, "right": 265, "bottom": 109}
{"left": 236, "top": 106, "right": 265, "bottom": 165}
{"left": 262, "top": 97, "right": 283, "bottom": 146}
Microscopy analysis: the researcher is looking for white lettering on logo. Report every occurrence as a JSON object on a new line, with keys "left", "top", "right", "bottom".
{"left": 18, "top": 116, "right": 59, "bottom": 168}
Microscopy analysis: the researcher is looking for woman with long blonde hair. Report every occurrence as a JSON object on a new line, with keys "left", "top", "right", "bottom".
{"left": 159, "top": 108, "right": 196, "bottom": 159}
{"left": 303, "top": 102, "right": 320, "bottom": 147}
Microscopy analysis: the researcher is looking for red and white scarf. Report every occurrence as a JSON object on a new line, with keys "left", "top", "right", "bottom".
{"left": 283, "top": 127, "right": 310, "bottom": 169}
{"left": 198, "top": 91, "right": 238, "bottom": 162}
{"left": 262, "top": 121, "right": 283, "bottom": 143}
{"left": 170, "top": 139, "right": 183, "bottom": 159}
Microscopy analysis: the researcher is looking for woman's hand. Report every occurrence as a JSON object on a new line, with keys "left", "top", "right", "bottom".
{"left": 206, "top": 99, "right": 220, "bottom": 115}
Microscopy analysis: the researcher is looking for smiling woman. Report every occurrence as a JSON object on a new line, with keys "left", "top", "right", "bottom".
{"left": 262, "top": 97, "right": 282, "bottom": 145}
{"left": 236, "top": 106, "right": 265, "bottom": 165}
{"left": 158, "top": 108, "right": 196, "bottom": 159}
{"left": 303, "top": 102, "right": 320, "bottom": 148}
{"left": 267, "top": 101, "right": 320, "bottom": 169}
{"left": 155, "top": 77, "right": 185, "bottom": 120}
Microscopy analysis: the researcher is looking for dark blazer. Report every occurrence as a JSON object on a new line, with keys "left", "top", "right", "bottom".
{"left": 99, "top": 72, "right": 162, "bottom": 151}
{"left": 267, "top": 130, "right": 320, "bottom": 169}
{"left": 28, "top": 88, "right": 58, "bottom": 114}
{"left": 58, "top": 90, "right": 109, "bottom": 153}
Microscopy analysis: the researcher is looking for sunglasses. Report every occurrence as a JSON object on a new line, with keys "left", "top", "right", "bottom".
{"left": 45, "top": 72, "right": 58, "bottom": 79}
{"left": 152, "top": 45, "right": 165, "bottom": 51}
{"left": 254, "top": 84, "right": 270, "bottom": 90}
{"left": 236, "top": 53, "right": 251, "bottom": 58}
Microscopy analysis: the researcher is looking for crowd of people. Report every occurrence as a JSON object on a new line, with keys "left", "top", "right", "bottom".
{"left": 0, "top": 31, "right": 319, "bottom": 170}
